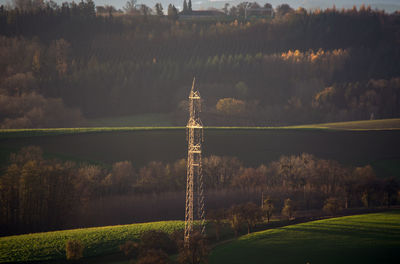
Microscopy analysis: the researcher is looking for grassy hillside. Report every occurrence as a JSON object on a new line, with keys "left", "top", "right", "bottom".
{"left": 2, "top": 211, "right": 398, "bottom": 263}
{"left": 289, "top": 118, "right": 400, "bottom": 130}
{"left": 0, "top": 221, "right": 186, "bottom": 263}
{"left": 84, "top": 113, "right": 174, "bottom": 127}
{"left": 0, "top": 119, "right": 399, "bottom": 178}
{"left": 1, "top": 128, "right": 399, "bottom": 171}
{"left": 83, "top": 116, "right": 400, "bottom": 130}
{"left": 0, "top": 119, "right": 398, "bottom": 137}
{"left": 0, "top": 127, "right": 184, "bottom": 139}
{"left": 0, "top": 118, "right": 399, "bottom": 139}
{"left": 209, "top": 211, "right": 400, "bottom": 264}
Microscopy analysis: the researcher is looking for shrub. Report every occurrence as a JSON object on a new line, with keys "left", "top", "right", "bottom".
{"left": 178, "top": 231, "right": 209, "bottom": 264}
{"left": 323, "top": 197, "right": 342, "bottom": 215}
{"left": 137, "top": 249, "right": 170, "bottom": 264}
{"left": 263, "top": 197, "right": 274, "bottom": 223}
{"left": 0, "top": 92, "right": 83, "bottom": 128}
{"left": 207, "top": 209, "right": 225, "bottom": 241}
{"left": 65, "top": 239, "right": 84, "bottom": 260}
{"left": 170, "top": 229, "right": 184, "bottom": 249}
{"left": 216, "top": 98, "right": 246, "bottom": 116}
{"left": 241, "top": 202, "right": 263, "bottom": 234}
{"left": 120, "top": 240, "right": 140, "bottom": 258}
{"left": 228, "top": 205, "right": 244, "bottom": 237}
{"left": 140, "top": 230, "right": 177, "bottom": 254}
{"left": 281, "top": 198, "right": 294, "bottom": 220}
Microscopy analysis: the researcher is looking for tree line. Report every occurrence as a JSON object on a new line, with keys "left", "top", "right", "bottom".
{"left": 1, "top": 146, "right": 398, "bottom": 236}
{"left": 0, "top": 1, "right": 399, "bottom": 127}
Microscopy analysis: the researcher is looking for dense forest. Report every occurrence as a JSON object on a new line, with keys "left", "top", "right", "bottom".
{"left": 1, "top": 146, "right": 398, "bottom": 235}
{"left": 0, "top": 0, "right": 399, "bottom": 127}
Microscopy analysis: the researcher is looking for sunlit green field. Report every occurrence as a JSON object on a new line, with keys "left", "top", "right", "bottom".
{"left": 0, "top": 127, "right": 184, "bottom": 139}
{"left": 0, "top": 119, "right": 399, "bottom": 138}
{"left": 2, "top": 212, "right": 398, "bottom": 263}
{"left": 288, "top": 118, "right": 400, "bottom": 130}
{"left": 1, "top": 119, "right": 400, "bottom": 178}
{"left": 209, "top": 211, "right": 400, "bottom": 264}
{"left": 0, "top": 221, "right": 185, "bottom": 263}
{"left": 84, "top": 113, "right": 174, "bottom": 127}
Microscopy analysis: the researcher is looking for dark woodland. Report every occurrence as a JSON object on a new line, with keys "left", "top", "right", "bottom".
{"left": 0, "top": 146, "right": 398, "bottom": 235}
{"left": 0, "top": 1, "right": 400, "bottom": 127}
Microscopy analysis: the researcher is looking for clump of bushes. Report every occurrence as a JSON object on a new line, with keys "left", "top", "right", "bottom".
{"left": 120, "top": 230, "right": 176, "bottom": 263}
{"left": 65, "top": 239, "right": 84, "bottom": 260}
{"left": 0, "top": 92, "right": 84, "bottom": 128}
{"left": 140, "top": 230, "right": 177, "bottom": 254}
{"left": 120, "top": 240, "right": 140, "bottom": 259}
{"left": 323, "top": 197, "right": 343, "bottom": 215}
{"left": 137, "top": 249, "right": 170, "bottom": 264}
{"left": 178, "top": 231, "right": 209, "bottom": 264}
{"left": 281, "top": 198, "right": 295, "bottom": 220}
{"left": 120, "top": 229, "right": 209, "bottom": 264}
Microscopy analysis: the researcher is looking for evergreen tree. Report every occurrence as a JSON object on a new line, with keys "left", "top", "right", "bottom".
{"left": 123, "top": 0, "right": 137, "bottom": 14}
{"left": 188, "top": 0, "right": 192, "bottom": 12}
{"left": 183, "top": 0, "right": 188, "bottom": 14}
{"left": 167, "top": 4, "right": 178, "bottom": 20}
{"left": 155, "top": 3, "right": 163, "bottom": 16}
{"left": 85, "top": 0, "right": 96, "bottom": 17}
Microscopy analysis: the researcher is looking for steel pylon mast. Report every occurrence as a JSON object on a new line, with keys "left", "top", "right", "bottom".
{"left": 184, "top": 77, "right": 205, "bottom": 248}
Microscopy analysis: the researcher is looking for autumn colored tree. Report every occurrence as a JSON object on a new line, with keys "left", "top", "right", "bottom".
{"left": 262, "top": 197, "right": 274, "bottom": 223}
{"left": 241, "top": 202, "right": 263, "bottom": 234}
{"left": 228, "top": 204, "right": 244, "bottom": 237}
{"left": 102, "top": 161, "right": 135, "bottom": 195}
{"left": 231, "top": 167, "right": 264, "bottom": 192}
{"left": 281, "top": 198, "right": 294, "bottom": 220}
{"left": 207, "top": 209, "right": 225, "bottom": 241}
{"left": 202, "top": 155, "right": 242, "bottom": 190}
{"left": 75, "top": 165, "right": 105, "bottom": 206}
{"left": 323, "top": 197, "right": 342, "bottom": 215}
{"left": 0, "top": 146, "right": 78, "bottom": 234}
{"left": 216, "top": 98, "right": 246, "bottom": 116}
{"left": 354, "top": 165, "right": 380, "bottom": 208}
{"left": 383, "top": 178, "right": 399, "bottom": 208}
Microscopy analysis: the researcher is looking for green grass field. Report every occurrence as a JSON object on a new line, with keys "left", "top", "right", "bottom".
{"left": 0, "top": 221, "right": 186, "bottom": 263}
{"left": 1, "top": 212, "right": 399, "bottom": 263}
{"left": 84, "top": 113, "right": 174, "bottom": 127}
{"left": 1, "top": 127, "right": 400, "bottom": 177}
{"left": 0, "top": 118, "right": 399, "bottom": 186}
{"left": 287, "top": 118, "right": 400, "bottom": 130}
{"left": 0, "top": 119, "right": 399, "bottom": 138}
{"left": 209, "top": 211, "right": 400, "bottom": 264}
{"left": 0, "top": 127, "right": 184, "bottom": 139}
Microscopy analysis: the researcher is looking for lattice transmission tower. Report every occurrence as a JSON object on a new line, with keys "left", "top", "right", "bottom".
{"left": 184, "top": 78, "right": 206, "bottom": 247}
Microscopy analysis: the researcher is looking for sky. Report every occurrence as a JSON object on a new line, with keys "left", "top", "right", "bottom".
{"left": 0, "top": 0, "right": 399, "bottom": 13}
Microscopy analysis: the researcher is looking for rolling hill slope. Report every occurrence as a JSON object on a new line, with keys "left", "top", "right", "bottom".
{"left": 0, "top": 221, "right": 186, "bottom": 263}
{"left": 210, "top": 211, "right": 400, "bottom": 264}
